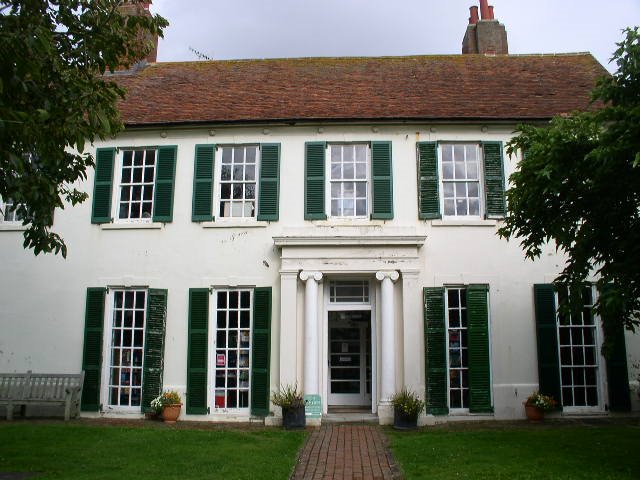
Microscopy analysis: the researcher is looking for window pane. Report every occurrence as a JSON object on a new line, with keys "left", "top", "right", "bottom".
{"left": 467, "top": 160, "right": 478, "bottom": 180}
{"left": 442, "top": 162, "right": 454, "bottom": 180}
{"left": 444, "top": 199, "right": 455, "bottom": 215}
{"left": 245, "top": 147, "right": 256, "bottom": 163}
{"left": 441, "top": 145, "right": 452, "bottom": 163}
{"left": 343, "top": 162, "right": 354, "bottom": 180}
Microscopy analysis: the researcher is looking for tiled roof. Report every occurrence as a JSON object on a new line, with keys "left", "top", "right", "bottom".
{"left": 112, "top": 53, "right": 607, "bottom": 126}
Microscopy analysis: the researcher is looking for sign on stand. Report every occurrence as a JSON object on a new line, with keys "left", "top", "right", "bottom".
{"left": 304, "top": 394, "right": 322, "bottom": 419}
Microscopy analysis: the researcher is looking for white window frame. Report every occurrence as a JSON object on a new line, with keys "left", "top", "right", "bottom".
{"left": 325, "top": 143, "right": 371, "bottom": 219}
{"left": 439, "top": 143, "right": 483, "bottom": 219}
{"left": 209, "top": 288, "right": 253, "bottom": 413}
{"left": 555, "top": 285, "right": 606, "bottom": 413}
{"left": 0, "top": 196, "right": 23, "bottom": 224}
{"left": 213, "top": 145, "right": 260, "bottom": 222}
{"left": 445, "top": 286, "right": 470, "bottom": 413}
{"left": 100, "top": 288, "right": 148, "bottom": 413}
{"left": 111, "top": 148, "right": 158, "bottom": 224}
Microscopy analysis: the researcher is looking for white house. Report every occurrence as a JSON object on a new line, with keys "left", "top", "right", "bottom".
{"left": 0, "top": 1, "right": 638, "bottom": 425}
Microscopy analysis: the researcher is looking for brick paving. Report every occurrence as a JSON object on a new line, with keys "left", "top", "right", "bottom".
{"left": 291, "top": 424, "right": 401, "bottom": 480}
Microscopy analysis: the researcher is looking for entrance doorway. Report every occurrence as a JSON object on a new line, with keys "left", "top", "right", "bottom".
{"left": 327, "top": 311, "right": 372, "bottom": 407}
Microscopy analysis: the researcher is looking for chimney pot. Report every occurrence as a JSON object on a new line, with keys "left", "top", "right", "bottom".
{"left": 488, "top": 5, "right": 495, "bottom": 20}
{"left": 469, "top": 6, "right": 479, "bottom": 24}
{"left": 479, "top": 0, "right": 491, "bottom": 20}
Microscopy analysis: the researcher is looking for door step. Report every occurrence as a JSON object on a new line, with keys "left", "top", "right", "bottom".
{"left": 322, "top": 412, "right": 379, "bottom": 424}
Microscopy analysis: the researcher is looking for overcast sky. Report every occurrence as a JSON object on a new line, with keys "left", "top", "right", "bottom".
{"left": 151, "top": 0, "right": 639, "bottom": 72}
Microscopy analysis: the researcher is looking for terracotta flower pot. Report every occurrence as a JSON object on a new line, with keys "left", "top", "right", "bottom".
{"left": 161, "top": 404, "right": 182, "bottom": 423}
{"left": 524, "top": 403, "right": 544, "bottom": 422}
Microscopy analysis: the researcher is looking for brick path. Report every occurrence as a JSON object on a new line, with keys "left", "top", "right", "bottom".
{"left": 290, "top": 424, "right": 401, "bottom": 480}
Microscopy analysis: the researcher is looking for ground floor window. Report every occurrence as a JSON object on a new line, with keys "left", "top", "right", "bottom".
{"left": 446, "top": 287, "right": 469, "bottom": 410}
{"left": 107, "top": 290, "right": 146, "bottom": 408}
{"left": 424, "top": 284, "right": 491, "bottom": 415}
{"left": 214, "top": 289, "right": 252, "bottom": 409}
{"left": 556, "top": 286, "right": 600, "bottom": 408}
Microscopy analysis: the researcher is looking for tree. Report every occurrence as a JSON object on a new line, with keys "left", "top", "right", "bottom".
{"left": 499, "top": 27, "right": 640, "bottom": 338}
{"left": 0, "top": 0, "right": 167, "bottom": 256}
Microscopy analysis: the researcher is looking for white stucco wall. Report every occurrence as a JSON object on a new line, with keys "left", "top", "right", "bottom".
{"left": 0, "top": 123, "right": 637, "bottom": 421}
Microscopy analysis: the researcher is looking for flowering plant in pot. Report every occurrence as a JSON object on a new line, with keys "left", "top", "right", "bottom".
{"left": 271, "top": 384, "right": 305, "bottom": 429}
{"left": 523, "top": 391, "right": 556, "bottom": 421}
{"left": 391, "top": 388, "right": 424, "bottom": 430}
{"left": 151, "top": 390, "right": 182, "bottom": 423}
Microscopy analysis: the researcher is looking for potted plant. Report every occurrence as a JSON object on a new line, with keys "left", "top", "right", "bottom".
{"left": 271, "top": 384, "right": 305, "bottom": 429}
{"left": 151, "top": 390, "right": 182, "bottom": 423}
{"left": 523, "top": 391, "right": 557, "bottom": 421}
{"left": 391, "top": 388, "right": 425, "bottom": 430}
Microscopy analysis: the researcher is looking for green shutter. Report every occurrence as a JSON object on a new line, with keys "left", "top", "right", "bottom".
{"left": 257, "top": 143, "right": 281, "bottom": 221}
{"left": 304, "top": 142, "right": 327, "bottom": 220}
{"left": 424, "top": 287, "right": 448, "bottom": 415}
{"left": 467, "top": 285, "right": 493, "bottom": 413}
{"left": 482, "top": 141, "right": 506, "bottom": 218}
{"left": 251, "top": 287, "right": 272, "bottom": 416}
{"left": 604, "top": 324, "right": 631, "bottom": 412}
{"left": 192, "top": 144, "right": 215, "bottom": 222}
{"left": 534, "top": 284, "right": 562, "bottom": 406}
{"left": 600, "top": 285, "right": 631, "bottom": 411}
{"left": 81, "top": 288, "right": 106, "bottom": 411}
{"left": 91, "top": 148, "right": 115, "bottom": 224}
{"left": 141, "top": 289, "right": 168, "bottom": 413}
{"left": 417, "top": 142, "right": 441, "bottom": 219}
{"left": 187, "top": 288, "right": 209, "bottom": 414}
{"left": 371, "top": 141, "right": 393, "bottom": 219}
{"left": 153, "top": 146, "right": 177, "bottom": 222}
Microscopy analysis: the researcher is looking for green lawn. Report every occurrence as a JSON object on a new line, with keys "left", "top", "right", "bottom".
{"left": 388, "top": 423, "right": 640, "bottom": 480}
{"left": 0, "top": 422, "right": 307, "bottom": 479}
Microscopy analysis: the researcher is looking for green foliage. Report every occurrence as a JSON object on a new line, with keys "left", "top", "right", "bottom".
{"left": 499, "top": 27, "right": 640, "bottom": 336}
{"left": 150, "top": 389, "right": 182, "bottom": 413}
{"left": 524, "top": 391, "right": 557, "bottom": 412}
{"left": 0, "top": 1, "right": 167, "bottom": 256}
{"left": 389, "top": 424, "right": 640, "bottom": 479}
{"left": 271, "top": 383, "right": 304, "bottom": 409}
{"left": 391, "top": 387, "right": 425, "bottom": 417}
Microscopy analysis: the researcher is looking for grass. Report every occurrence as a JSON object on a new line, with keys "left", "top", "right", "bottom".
{"left": 0, "top": 422, "right": 307, "bottom": 479}
{"left": 388, "top": 422, "right": 640, "bottom": 480}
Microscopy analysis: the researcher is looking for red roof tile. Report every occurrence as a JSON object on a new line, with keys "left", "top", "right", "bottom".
{"left": 112, "top": 53, "right": 607, "bottom": 126}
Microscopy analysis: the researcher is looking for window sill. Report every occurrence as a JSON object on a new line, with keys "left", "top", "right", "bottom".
{"left": 101, "top": 222, "right": 164, "bottom": 230}
{"left": 0, "top": 223, "right": 28, "bottom": 232}
{"left": 431, "top": 219, "right": 498, "bottom": 227}
{"left": 310, "top": 219, "right": 388, "bottom": 227}
{"left": 200, "top": 221, "right": 268, "bottom": 228}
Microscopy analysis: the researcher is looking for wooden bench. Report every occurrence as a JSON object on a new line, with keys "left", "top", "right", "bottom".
{"left": 0, "top": 371, "right": 85, "bottom": 421}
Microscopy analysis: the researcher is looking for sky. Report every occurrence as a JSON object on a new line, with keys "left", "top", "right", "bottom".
{"left": 150, "top": 0, "right": 639, "bottom": 72}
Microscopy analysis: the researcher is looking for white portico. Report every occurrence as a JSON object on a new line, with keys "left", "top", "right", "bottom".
{"left": 274, "top": 228, "right": 426, "bottom": 425}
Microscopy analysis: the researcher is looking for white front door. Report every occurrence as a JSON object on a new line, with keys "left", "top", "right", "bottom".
{"left": 327, "top": 312, "right": 371, "bottom": 406}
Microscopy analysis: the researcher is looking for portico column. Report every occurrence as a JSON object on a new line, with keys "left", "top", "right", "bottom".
{"left": 299, "top": 271, "right": 323, "bottom": 396}
{"left": 376, "top": 270, "right": 400, "bottom": 402}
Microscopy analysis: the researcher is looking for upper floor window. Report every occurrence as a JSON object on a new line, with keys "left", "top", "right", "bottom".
{"left": 440, "top": 144, "right": 482, "bottom": 217}
{"left": 304, "top": 141, "right": 393, "bottom": 221}
{"left": 192, "top": 143, "right": 280, "bottom": 223}
{"left": 116, "top": 149, "right": 157, "bottom": 221}
{"left": 218, "top": 146, "right": 258, "bottom": 219}
{"left": 328, "top": 144, "right": 370, "bottom": 218}
{"left": 417, "top": 141, "right": 505, "bottom": 221}
{"left": 0, "top": 197, "right": 23, "bottom": 223}
{"left": 91, "top": 146, "right": 177, "bottom": 225}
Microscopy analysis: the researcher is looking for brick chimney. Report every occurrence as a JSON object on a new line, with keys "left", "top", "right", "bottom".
{"left": 462, "top": 1, "right": 509, "bottom": 55}
{"left": 118, "top": 0, "right": 158, "bottom": 64}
